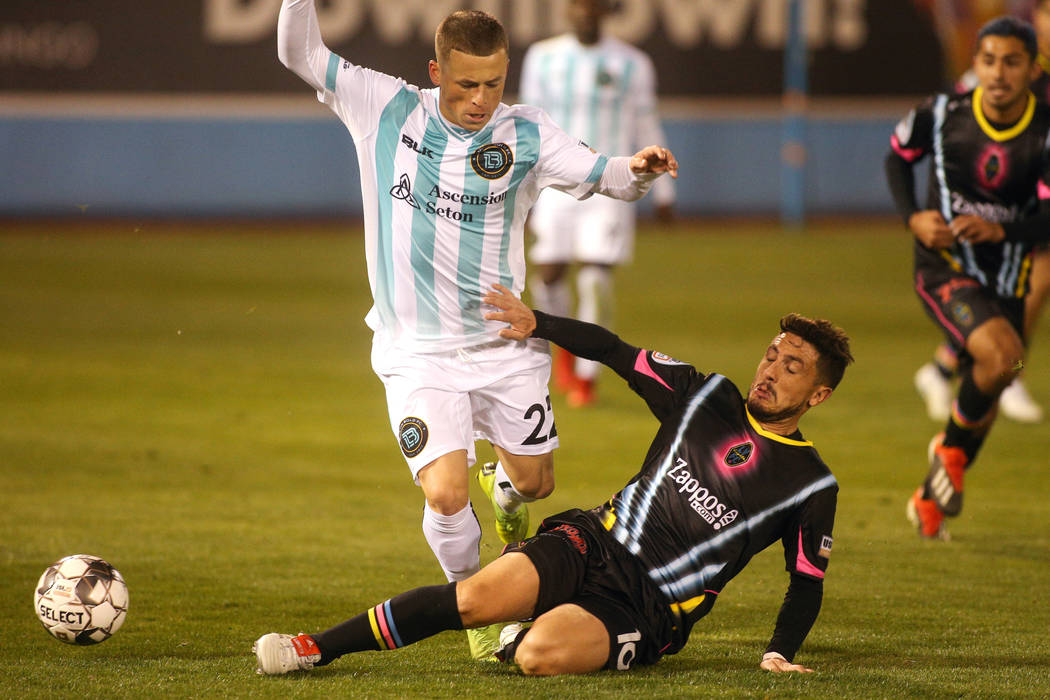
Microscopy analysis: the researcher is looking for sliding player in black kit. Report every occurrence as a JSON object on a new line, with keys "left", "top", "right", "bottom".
{"left": 253, "top": 286, "right": 853, "bottom": 677}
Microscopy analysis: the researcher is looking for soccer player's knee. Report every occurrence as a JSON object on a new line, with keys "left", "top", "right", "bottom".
{"left": 423, "top": 485, "right": 469, "bottom": 515}
{"left": 513, "top": 633, "right": 572, "bottom": 676}
{"left": 974, "top": 338, "right": 1024, "bottom": 383}
{"left": 454, "top": 580, "right": 488, "bottom": 626}
{"left": 990, "top": 347, "right": 1024, "bottom": 382}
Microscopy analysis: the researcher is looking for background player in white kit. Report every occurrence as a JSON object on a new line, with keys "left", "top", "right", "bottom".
{"left": 277, "top": 0, "right": 678, "bottom": 660}
{"left": 521, "top": 0, "right": 676, "bottom": 406}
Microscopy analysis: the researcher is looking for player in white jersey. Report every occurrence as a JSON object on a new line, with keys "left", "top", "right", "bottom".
{"left": 277, "top": 0, "right": 678, "bottom": 660}
{"left": 521, "top": 0, "right": 676, "bottom": 407}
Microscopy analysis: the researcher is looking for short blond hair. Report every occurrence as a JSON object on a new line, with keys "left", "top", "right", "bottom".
{"left": 434, "top": 10, "right": 508, "bottom": 62}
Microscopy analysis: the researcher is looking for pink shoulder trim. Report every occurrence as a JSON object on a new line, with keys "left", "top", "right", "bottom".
{"left": 634, "top": 350, "right": 673, "bottom": 391}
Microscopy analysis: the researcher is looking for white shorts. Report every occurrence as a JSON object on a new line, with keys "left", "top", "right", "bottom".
{"left": 529, "top": 189, "right": 636, "bottom": 266}
{"left": 371, "top": 337, "right": 559, "bottom": 483}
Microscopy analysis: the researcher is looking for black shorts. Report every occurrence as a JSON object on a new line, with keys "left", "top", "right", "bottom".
{"left": 501, "top": 508, "right": 677, "bottom": 671}
{"left": 914, "top": 265, "right": 1025, "bottom": 360}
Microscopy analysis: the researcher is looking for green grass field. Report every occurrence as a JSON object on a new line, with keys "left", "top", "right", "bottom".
{"left": 2, "top": 219, "right": 1049, "bottom": 698}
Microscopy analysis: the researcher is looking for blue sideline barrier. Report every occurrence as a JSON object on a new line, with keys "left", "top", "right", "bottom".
{"left": 0, "top": 113, "right": 902, "bottom": 218}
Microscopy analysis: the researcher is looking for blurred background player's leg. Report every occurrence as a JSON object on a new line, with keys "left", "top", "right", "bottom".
{"left": 531, "top": 261, "right": 577, "bottom": 393}
{"left": 1000, "top": 246, "right": 1049, "bottom": 423}
{"left": 529, "top": 191, "right": 580, "bottom": 394}
{"left": 914, "top": 344, "right": 958, "bottom": 421}
{"left": 571, "top": 263, "right": 614, "bottom": 407}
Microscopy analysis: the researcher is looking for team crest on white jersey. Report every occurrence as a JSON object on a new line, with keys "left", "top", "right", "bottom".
{"left": 398, "top": 417, "right": 428, "bottom": 458}
{"left": 470, "top": 143, "right": 513, "bottom": 180}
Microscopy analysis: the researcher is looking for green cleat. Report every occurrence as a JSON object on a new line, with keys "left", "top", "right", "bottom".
{"left": 477, "top": 462, "right": 529, "bottom": 544}
{"left": 466, "top": 623, "right": 504, "bottom": 661}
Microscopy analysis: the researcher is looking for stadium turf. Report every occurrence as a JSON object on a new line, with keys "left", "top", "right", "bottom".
{"left": 2, "top": 219, "right": 1048, "bottom": 698}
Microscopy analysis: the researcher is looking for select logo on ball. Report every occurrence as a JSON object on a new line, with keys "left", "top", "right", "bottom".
{"left": 34, "top": 554, "right": 128, "bottom": 645}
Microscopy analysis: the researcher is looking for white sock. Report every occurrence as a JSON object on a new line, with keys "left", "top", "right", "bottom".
{"left": 421, "top": 502, "right": 481, "bottom": 582}
{"left": 491, "top": 461, "right": 536, "bottom": 513}
{"left": 530, "top": 275, "right": 572, "bottom": 318}
{"left": 575, "top": 265, "right": 614, "bottom": 380}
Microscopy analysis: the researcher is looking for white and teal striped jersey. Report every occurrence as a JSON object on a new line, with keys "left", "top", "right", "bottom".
{"left": 521, "top": 33, "right": 674, "bottom": 207}
{"left": 278, "top": 1, "right": 621, "bottom": 353}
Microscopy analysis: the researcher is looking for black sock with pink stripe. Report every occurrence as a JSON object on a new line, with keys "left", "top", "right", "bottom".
{"left": 944, "top": 372, "right": 995, "bottom": 462}
{"left": 310, "top": 583, "right": 462, "bottom": 665}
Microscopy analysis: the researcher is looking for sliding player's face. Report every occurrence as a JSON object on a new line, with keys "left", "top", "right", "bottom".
{"left": 747, "top": 332, "right": 828, "bottom": 424}
{"left": 973, "top": 35, "right": 1040, "bottom": 113}
{"left": 429, "top": 49, "right": 508, "bottom": 131}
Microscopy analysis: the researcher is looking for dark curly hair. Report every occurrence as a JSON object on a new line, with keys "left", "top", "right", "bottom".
{"left": 779, "top": 313, "right": 854, "bottom": 389}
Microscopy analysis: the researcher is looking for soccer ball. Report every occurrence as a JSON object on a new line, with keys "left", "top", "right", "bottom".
{"left": 34, "top": 554, "right": 128, "bottom": 645}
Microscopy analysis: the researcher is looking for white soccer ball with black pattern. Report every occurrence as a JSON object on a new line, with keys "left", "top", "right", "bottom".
{"left": 34, "top": 554, "right": 128, "bottom": 645}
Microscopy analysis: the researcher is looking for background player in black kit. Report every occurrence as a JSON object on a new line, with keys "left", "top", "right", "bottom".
{"left": 253, "top": 285, "right": 853, "bottom": 677}
{"left": 885, "top": 16, "right": 1050, "bottom": 540}
{"left": 916, "top": 0, "right": 1050, "bottom": 425}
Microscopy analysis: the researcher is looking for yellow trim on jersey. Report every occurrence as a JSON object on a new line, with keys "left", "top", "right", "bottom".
{"left": 745, "top": 408, "right": 814, "bottom": 446}
{"left": 599, "top": 502, "right": 617, "bottom": 531}
{"left": 670, "top": 594, "right": 706, "bottom": 616}
{"left": 940, "top": 250, "right": 963, "bottom": 272}
{"left": 1016, "top": 254, "right": 1034, "bottom": 298}
{"left": 972, "top": 87, "right": 1036, "bottom": 142}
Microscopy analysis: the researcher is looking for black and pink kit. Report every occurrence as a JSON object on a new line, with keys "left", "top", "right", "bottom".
{"left": 520, "top": 311, "right": 838, "bottom": 665}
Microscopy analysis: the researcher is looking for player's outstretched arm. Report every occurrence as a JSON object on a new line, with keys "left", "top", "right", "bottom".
{"left": 592, "top": 148, "right": 678, "bottom": 203}
{"left": 277, "top": 0, "right": 331, "bottom": 93}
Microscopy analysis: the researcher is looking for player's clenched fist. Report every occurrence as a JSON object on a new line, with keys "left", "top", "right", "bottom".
{"left": 630, "top": 145, "right": 679, "bottom": 178}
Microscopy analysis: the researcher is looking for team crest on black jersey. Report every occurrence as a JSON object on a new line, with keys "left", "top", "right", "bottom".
{"left": 724, "top": 441, "right": 754, "bottom": 468}
{"left": 471, "top": 143, "right": 513, "bottom": 180}
{"left": 951, "top": 301, "right": 974, "bottom": 327}
{"left": 976, "top": 143, "right": 1008, "bottom": 190}
{"left": 398, "top": 417, "right": 428, "bottom": 458}
{"left": 651, "top": 351, "right": 686, "bottom": 366}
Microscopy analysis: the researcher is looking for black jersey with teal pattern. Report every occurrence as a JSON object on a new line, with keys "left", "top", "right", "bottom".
{"left": 594, "top": 348, "right": 836, "bottom": 649}
{"left": 531, "top": 311, "right": 838, "bottom": 653}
